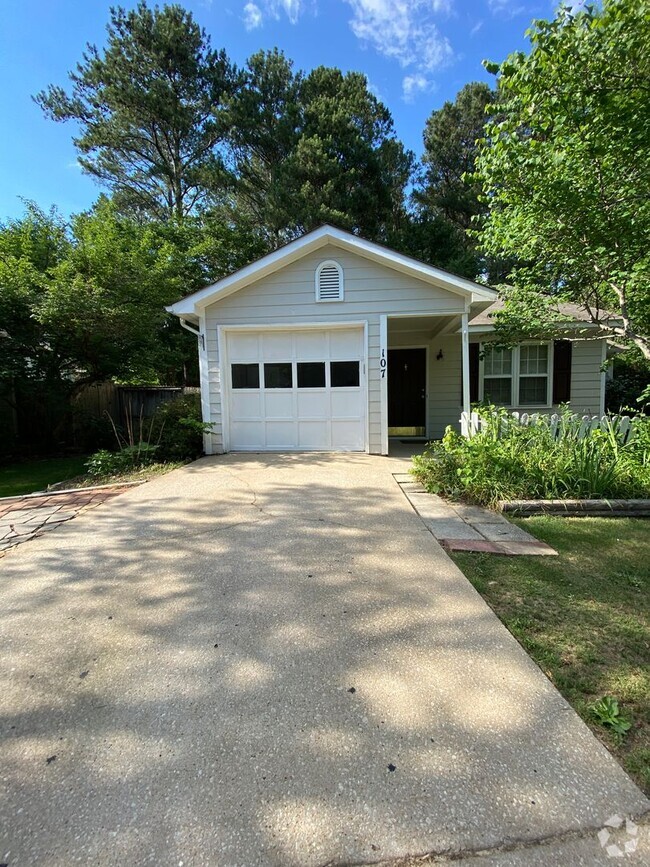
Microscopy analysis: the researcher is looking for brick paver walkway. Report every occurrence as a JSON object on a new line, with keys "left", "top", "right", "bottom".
{"left": 0, "top": 486, "right": 135, "bottom": 555}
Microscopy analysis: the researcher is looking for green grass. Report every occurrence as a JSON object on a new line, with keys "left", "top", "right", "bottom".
{"left": 451, "top": 516, "right": 650, "bottom": 794}
{"left": 0, "top": 456, "right": 90, "bottom": 498}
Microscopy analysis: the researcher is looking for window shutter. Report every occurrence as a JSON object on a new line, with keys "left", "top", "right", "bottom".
{"left": 469, "top": 343, "right": 479, "bottom": 402}
{"left": 552, "top": 340, "right": 572, "bottom": 404}
{"left": 316, "top": 262, "right": 343, "bottom": 301}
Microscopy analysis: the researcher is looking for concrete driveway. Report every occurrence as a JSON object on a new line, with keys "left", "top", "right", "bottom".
{"left": 1, "top": 453, "right": 648, "bottom": 866}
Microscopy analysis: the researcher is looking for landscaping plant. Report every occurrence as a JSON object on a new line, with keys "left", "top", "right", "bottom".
{"left": 412, "top": 408, "right": 650, "bottom": 506}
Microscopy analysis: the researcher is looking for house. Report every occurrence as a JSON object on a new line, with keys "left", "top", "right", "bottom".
{"left": 167, "top": 225, "right": 609, "bottom": 455}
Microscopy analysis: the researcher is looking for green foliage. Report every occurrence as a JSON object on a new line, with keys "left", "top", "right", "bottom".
{"left": 606, "top": 349, "right": 650, "bottom": 414}
{"left": 85, "top": 443, "right": 159, "bottom": 477}
{"left": 591, "top": 696, "right": 632, "bottom": 742}
{"left": 150, "top": 393, "right": 209, "bottom": 460}
{"left": 411, "top": 82, "right": 508, "bottom": 280}
{"left": 220, "top": 50, "right": 415, "bottom": 243}
{"left": 474, "top": 0, "right": 650, "bottom": 358}
{"left": 412, "top": 408, "right": 650, "bottom": 506}
{"left": 0, "top": 200, "right": 186, "bottom": 389}
{"left": 35, "top": 2, "right": 237, "bottom": 219}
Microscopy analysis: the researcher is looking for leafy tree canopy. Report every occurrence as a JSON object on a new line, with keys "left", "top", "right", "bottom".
{"left": 206, "top": 50, "right": 414, "bottom": 243}
{"left": 35, "top": 2, "right": 238, "bottom": 220}
{"left": 474, "top": 0, "right": 650, "bottom": 358}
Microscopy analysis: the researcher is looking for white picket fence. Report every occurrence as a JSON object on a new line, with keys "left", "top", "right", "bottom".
{"left": 460, "top": 411, "right": 635, "bottom": 444}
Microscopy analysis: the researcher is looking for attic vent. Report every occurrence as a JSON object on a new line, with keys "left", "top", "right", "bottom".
{"left": 316, "top": 260, "right": 344, "bottom": 302}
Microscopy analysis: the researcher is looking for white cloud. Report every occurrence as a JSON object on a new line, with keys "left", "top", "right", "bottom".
{"left": 241, "top": 0, "right": 307, "bottom": 29}
{"left": 402, "top": 73, "right": 431, "bottom": 102}
{"left": 346, "top": 0, "right": 454, "bottom": 87}
{"left": 487, "top": 0, "right": 525, "bottom": 17}
{"left": 470, "top": 19, "right": 483, "bottom": 36}
{"left": 243, "top": 2, "right": 263, "bottom": 29}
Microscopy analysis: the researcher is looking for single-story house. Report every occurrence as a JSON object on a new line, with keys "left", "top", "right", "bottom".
{"left": 167, "top": 225, "right": 610, "bottom": 455}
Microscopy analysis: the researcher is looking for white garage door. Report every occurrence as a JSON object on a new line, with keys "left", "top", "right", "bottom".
{"left": 225, "top": 327, "right": 366, "bottom": 451}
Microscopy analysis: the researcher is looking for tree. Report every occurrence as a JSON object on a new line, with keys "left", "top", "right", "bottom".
{"left": 225, "top": 51, "right": 413, "bottom": 243}
{"left": 410, "top": 82, "right": 509, "bottom": 281}
{"left": 35, "top": 3, "right": 238, "bottom": 219}
{"left": 474, "top": 0, "right": 650, "bottom": 358}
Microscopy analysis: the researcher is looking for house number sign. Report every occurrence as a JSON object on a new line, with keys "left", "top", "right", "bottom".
{"left": 380, "top": 348, "right": 387, "bottom": 378}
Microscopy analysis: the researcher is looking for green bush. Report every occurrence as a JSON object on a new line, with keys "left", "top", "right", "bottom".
{"left": 85, "top": 443, "right": 159, "bottom": 477}
{"left": 412, "top": 408, "right": 650, "bottom": 506}
{"left": 150, "top": 393, "right": 210, "bottom": 461}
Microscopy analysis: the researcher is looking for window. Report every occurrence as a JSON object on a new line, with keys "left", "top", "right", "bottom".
{"left": 482, "top": 346, "right": 513, "bottom": 405}
{"left": 518, "top": 344, "right": 549, "bottom": 405}
{"left": 232, "top": 363, "right": 259, "bottom": 389}
{"left": 480, "top": 343, "right": 551, "bottom": 407}
{"left": 330, "top": 361, "right": 359, "bottom": 387}
{"left": 297, "top": 362, "right": 326, "bottom": 388}
{"left": 264, "top": 362, "right": 292, "bottom": 388}
{"left": 315, "top": 260, "right": 344, "bottom": 301}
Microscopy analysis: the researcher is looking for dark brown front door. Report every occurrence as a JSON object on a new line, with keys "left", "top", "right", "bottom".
{"left": 388, "top": 348, "right": 426, "bottom": 435}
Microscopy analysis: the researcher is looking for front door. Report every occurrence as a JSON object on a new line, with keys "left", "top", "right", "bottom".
{"left": 388, "top": 348, "right": 426, "bottom": 436}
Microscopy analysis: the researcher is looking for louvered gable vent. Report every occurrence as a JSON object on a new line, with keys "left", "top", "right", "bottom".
{"left": 316, "top": 260, "right": 344, "bottom": 301}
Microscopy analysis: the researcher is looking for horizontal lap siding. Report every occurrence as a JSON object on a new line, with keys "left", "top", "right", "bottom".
{"left": 203, "top": 246, "right": 464, "bottom": 453}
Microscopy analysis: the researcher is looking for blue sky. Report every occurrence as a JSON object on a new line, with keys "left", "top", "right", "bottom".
{"left": 0, "top": 0, "right": 572, "bottom": 219}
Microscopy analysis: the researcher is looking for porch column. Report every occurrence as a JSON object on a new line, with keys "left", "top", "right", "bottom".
{"left": 461, "top": 310, "right": 471, "bottom": 424}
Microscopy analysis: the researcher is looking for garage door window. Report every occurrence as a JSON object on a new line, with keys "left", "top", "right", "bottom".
{"left": 331, "top": 361, "right": 359, "bottom": 387}
{"left": 232, "top": 363, "right": 260, "bottom": 389}
{"left": 264, "top": 362, "right": 293, "bottom": 388}
{"left": 297, "top": 362, "right": 326, "bottom": 388}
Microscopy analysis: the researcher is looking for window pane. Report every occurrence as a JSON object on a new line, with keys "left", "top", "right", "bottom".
{"left": 331, "top": 361, "right": 359, "bottom": 387}
{"left": 232, "top": 363, "right": 259, "bottom": 389}
{"left": 520, "top": 344, "right": 548, "bottom": 375}
{"left": 519, "top": 376, "right": 547, "bottom": 405}
{"left": 483, "top": 346, "right": 512, "bottom": 376}
{"left": 264, "top": 362, "right": 292, "bottom": 388}
{"left": 297, "top": 362, "right": 326, "bottom": 388}
{"left": 483, "top": 377, "right": 512, "bottom": 404}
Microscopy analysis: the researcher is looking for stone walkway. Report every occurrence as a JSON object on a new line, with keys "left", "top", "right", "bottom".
{"left": 0, "top": 485, "right": 137, "bottom": 556}
{"left": 394, "top": 473, "right": 557, "bottom": 556}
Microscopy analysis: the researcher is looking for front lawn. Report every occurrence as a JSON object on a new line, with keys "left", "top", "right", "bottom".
{"left": 0, "top": 456, "right": 90, "bottom": 498}
{"left": 450, "top": 516, "right": 650, "bottom": 794}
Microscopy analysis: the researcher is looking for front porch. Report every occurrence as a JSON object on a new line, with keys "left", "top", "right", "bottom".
{"left": 382, "top": 312, "right": 471, "bottom": 450}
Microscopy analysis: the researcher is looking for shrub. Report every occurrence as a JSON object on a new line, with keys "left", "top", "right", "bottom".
{"left": 412, "top": 408, "right": 650, "bottom": 506}
{"left": 85, "top": 443, "right": 159, "bottom": 477}
{"left": 150, "top": 393, "right": 210, "bottom": 461}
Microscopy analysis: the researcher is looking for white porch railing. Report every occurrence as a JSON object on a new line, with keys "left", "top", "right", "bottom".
{"left": 460, "top": 411, "right": 635, "bottom": 444}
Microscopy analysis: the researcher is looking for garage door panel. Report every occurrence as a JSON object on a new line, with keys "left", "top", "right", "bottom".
{"left": 264, "top": 392, "right": 294, "bottom": 418}
{"left": 231, "top": 392, "right": 262, "bottom": 418}
{"left": 230, "top": 421, "right": 264, "bottom": 448}
{"left": 298, "top": 421, "right": 330, "bottom": 449}
{"left": 265, "top": 421, "right": 296, "bottom": 448}
{"left": 261, "top": 331, "right": 291, "bottom": 360}
{"left": 331, "top": 420, "right": 364, "bottom": 450}
{"left": 229, "top": 333, "right": 259, "bottom": 361}
{"left": 329, "top": 328, "right": 363, "bottom": 359}
{"left": 331, "top": 390, "right": 362, "bottom": 418}
{"left": 297, "top": 392, "right": 329, "bottom": 418}
{"left": 295, "top": 330, "right": 327, "bottom": 359}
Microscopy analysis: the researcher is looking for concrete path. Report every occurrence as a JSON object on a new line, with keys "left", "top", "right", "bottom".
{"left": 1, "top": 453, "right": 647, "bottom": 866}
{"left": 394, "top": 475, "right": 557, "bottom": 556}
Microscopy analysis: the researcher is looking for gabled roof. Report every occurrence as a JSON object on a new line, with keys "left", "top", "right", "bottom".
{"left": 167, "top": 224, "right": 498, "bottom": 317}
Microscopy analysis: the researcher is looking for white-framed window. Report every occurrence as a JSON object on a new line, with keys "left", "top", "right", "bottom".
{"left": 480, "top": 342, "right": 552, "bottom": 407}
{"left": 315, "top": 260, "right": 344, "bottom": 302}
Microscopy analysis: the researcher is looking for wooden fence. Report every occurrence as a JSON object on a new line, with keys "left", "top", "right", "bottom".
{"left": 460, "top": 411, "right": 635, "bottom": 444}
